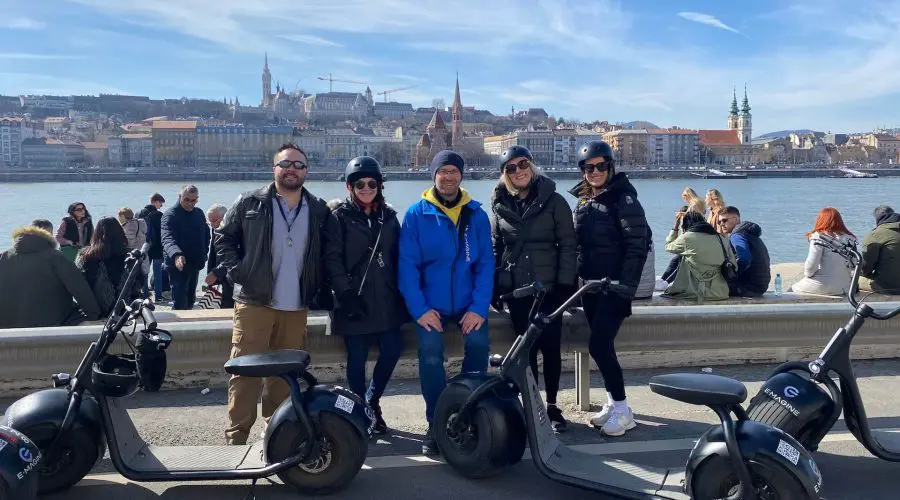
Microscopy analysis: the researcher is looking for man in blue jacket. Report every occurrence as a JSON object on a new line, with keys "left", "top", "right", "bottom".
{"left": 399, "top": 150, "right": 494, "bottom": 456}
{"left": 161, "top": 184, "right": 210, "bottom": 310}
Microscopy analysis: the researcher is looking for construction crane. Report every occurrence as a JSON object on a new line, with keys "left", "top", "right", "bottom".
{"left": 377, "top": 85, "right": 417, "bottom": 102}
{"left": 316, "top": 73, "right": 367, "bottom": 92}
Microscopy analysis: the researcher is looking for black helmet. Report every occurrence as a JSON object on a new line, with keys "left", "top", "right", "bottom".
{"left": 577, "top": 140, "right": 615, "bottom": 170}
{"left": 92, "top": 353, "right": 141, "bottom": 398}
{"left": 499, "top": 145, "right": 533, "bottom": 168}
{"left": 345, "top": 156, "right": 383, "bottom": 185}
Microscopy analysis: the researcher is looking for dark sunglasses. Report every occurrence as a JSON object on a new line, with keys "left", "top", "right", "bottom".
{"left": 581, "top": 163, "right": 610, "bottom": 174}
{"left": 354, "top": 180, "right": 378, "bottom": 190}
{"left": 276, "top": 160, "right": 308, "bottom": 170}
{"left": 718, "top": 218, "right": 731, "bottom": 225}
{"left": 182, "top": 197, "right": 198, "bottom": 204}
{"left": 503, "top": 159, "right": 531, "bottom": 174}
{"left": 74, "top": 206, "right": 86, "bottom": 211}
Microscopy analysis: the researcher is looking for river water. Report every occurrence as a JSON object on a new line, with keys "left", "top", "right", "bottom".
{"left": 2, "top": 177, "right": 896, "bottom": 272}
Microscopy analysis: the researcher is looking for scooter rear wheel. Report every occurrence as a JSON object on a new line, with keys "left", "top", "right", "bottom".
{"left": 270, "top": 412, "right": 367, "bottom": 495}
{"left": 433, "top": 384, "right": 514, "bottom": 479}
{"left": 0, "top": 472, "right": 38, "bottom": 500}
{"left": 690, "top": 455, "right": 811, "bottom": 500}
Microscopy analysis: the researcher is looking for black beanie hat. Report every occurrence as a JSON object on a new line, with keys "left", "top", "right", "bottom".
{"left": 429, "top": 150, "right": 465, "bottom": 179}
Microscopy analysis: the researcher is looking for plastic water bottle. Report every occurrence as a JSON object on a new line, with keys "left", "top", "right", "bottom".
{"left": 774, "top": 273, "right": 783, "bottom": 296}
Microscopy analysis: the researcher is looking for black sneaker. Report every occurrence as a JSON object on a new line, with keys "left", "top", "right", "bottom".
{"left": 422, "top": 426, "right": 439, "bottom": 456}
{"left": 369, "top": 400, "right": 388, "bottom": 435}
{"left": 547, "top": 405, "right": 568, "bottom": 433}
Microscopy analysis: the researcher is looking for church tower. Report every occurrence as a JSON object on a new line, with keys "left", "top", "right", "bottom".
{"left": 451, "top": 74, "right": 463, "bottom": 148}
{"left": 737, "top": 84, "right": 752, "bottom": 144}
{"left": 261, "top": 53, "right": 272, "bottom": 108}
{"left": 726, "top": 87, "right": 739, "bottom": 131}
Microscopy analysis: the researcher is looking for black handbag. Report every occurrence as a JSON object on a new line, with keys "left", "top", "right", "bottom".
{"left": 716, "top": 234, "right": 739, "bottom": 283}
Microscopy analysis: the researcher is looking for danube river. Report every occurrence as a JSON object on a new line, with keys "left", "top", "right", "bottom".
{"left": 2, "top": 176, "right": 896, "bottom": 272}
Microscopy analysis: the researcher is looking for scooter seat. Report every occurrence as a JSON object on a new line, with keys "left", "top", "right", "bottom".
{"left": 649, "top": 373, "right": 747, "bottom": 406}
{"left": 224, "top": 349, "right": 311, "bottom": 377}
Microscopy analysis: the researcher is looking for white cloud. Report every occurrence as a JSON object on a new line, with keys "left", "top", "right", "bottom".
{"left": 280, "top": 34, "right": 343, "bottom": 47}
{"left": 677, "top": 12, "right": 741, "bottom": 34}
{"left": 3, "top": 17, "right": 45, "bottom": 30}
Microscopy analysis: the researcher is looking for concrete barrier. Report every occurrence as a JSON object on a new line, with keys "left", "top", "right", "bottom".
{"left": 2, "top": 297, "right": 900, "bottom": 404}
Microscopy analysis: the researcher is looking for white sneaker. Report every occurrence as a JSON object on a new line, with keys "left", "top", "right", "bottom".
{"left": 589, "top": 405, "right": 613, "bottom": 428}
{"left": 601, "top": 406, "right": 636, "bottom": 437}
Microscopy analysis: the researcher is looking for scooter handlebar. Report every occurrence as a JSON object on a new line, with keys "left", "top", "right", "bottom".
{"left": 499, "top": 283, "right": 543, "bottom": 301}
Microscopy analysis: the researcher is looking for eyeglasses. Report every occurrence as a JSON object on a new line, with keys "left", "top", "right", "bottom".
{"left": 74, "top": 206, "right": 85, "bottom": 212}
{"left": 182, "top": 197, "right": 199, "bottom": 204}
{"left": 503, "top": 159, "right": 531, "bottom": 174}
{"left": 581, "top": 162, "right": 609, "bottom": 174}
{"left": 354, "top": 180, "right": 378, "bottom": 190}
{"left": 276, "top": 160, "right": 308, "bottom": 170}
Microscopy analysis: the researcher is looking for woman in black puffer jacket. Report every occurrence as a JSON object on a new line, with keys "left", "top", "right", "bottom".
{"left": 323, "top": 156, "right": 409, "bottom": 435}
{"left": 569, "top": 140, "right": 650, "bottom": 438}
{"left": 491, "top": 145, "right": 577, "bottom": 433}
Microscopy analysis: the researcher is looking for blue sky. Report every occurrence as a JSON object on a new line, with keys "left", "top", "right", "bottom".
{"left": 1, "top": 0, "right": 899, "bottom": 135}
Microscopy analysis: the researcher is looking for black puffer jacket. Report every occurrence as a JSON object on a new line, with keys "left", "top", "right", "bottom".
{"left": 323, "top": 199, "right": 409, "bottom": 336}
{"left": 569, "top": 173, "right": 650, "bottom": 299}
{"left": 491, "top": 176, "right": 577, "bottom": 292}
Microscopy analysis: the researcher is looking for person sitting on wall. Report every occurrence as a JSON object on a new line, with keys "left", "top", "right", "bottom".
{"left": 717, "top": 206, "right": 771, "bottom": 297}
{"left": 859, "top": 205, "right": 900, "bottom": 294}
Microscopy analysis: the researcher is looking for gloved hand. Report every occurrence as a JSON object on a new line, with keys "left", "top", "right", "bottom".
{"left": 338, "top": 290, "right": 366, "bottom": 319}
{"left": 490, "top": 294, "right": 506, "bottom": 313}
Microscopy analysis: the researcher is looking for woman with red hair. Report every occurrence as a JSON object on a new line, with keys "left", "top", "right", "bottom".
{"left": 791, "top": 207, "right": 858, "bottom": 296}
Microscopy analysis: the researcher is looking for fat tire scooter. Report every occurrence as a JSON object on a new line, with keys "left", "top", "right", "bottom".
{"left": 433, "top": 279, "right": 822, "bottom": 499}
{"left": 4, "top": 244, "right": 373, "bottom": 496}
{"left": 746, "top": 233, "right": 900, "bottom": 460}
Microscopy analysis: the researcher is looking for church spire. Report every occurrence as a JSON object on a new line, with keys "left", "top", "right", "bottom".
{"left": 451, "top": 72, "right": 463, "bottom": 148}
{"left": 730, "top": 87, "right": 739, "bottom": 115}
{"left": 264, "top": 52, "right": 269, "bottom": 70}
{"left": 741, "top": 84, "right": 751, "bottom": 114}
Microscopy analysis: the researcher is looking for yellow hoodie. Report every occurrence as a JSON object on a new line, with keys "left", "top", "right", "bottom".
{"left": 422, "top": 187, "right": 472, "bottom": 225}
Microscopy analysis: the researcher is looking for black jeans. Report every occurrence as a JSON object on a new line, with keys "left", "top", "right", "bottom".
{"left": 343, "top": 329, "right": 404, "bottom": 403}
{"left": 167, "top": 265, "right": 199, "bottom": 310}
{"left": 581, "top": 292, "right": 628, "bottom": 402}
{"left": 507, "top": 291, "right": 564, "bottom": 405}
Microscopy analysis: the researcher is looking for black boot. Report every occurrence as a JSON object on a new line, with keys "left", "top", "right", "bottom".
{"left": 369, "top": 400, "right": 388, "bottom": 435}
{"left": 547, "top": 404, "right": 568, "bottom": 433}
{"left": 422, "top": 426, "right": 439, "bottom": 456}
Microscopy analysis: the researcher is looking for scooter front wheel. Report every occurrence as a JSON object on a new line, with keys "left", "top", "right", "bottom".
{"left": 270, "top": 412, "right": 367, "bottom": 495}
{"left": 690, "top": 455, "right": 811, "bottom": 500}
{"left": 29, "top": 427, "right": 101, "bottom": 495}
{"left": 433, "top": 384, "right": 514, "bottom": 479}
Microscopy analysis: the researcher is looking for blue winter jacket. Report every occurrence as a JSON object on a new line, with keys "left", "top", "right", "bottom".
{"left": 398, "top": 197, "right": 494, "bottom": 321}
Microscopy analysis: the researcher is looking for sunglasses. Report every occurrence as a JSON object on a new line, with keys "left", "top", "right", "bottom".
{"left": 74, "top": 206, "right": 85, "bottom": 211}
{"left": 182, "top": 197, "right": 198, "bottom": 204}
{"left": 581, "top": 163, "right": 610, "bottom": 174}
{"left": 503, "top": 159, "right": 531, "bottom": 174}
{"left": 276, "top": 160, "right": 308, "bottom": 170}
{"left": 718, "top": 218, "right": 731, "bottom": 225}
{"left": 354, "top": 180, "right": 378, "bottom": 190}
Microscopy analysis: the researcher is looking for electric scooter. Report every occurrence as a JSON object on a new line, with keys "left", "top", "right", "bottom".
{"left": 746, "top": 233, "right": 900, "bottom": 460}
{"left": 3, "top": 244, "right": 373, "bottom": 496}
{"left": 433, "top": 279, "right": 823, "bottom": 499}
{"left": 0, "top": 425, "right": 41, "bottom": 500}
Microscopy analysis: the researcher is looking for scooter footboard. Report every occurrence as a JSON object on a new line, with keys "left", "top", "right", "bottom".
{"left": 686, "top": 420, "right": 823, "bottom": 498}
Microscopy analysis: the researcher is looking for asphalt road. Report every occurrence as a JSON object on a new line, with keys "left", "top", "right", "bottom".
{"left": 5, "top": 360, "right": 900, "bottom": 499}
